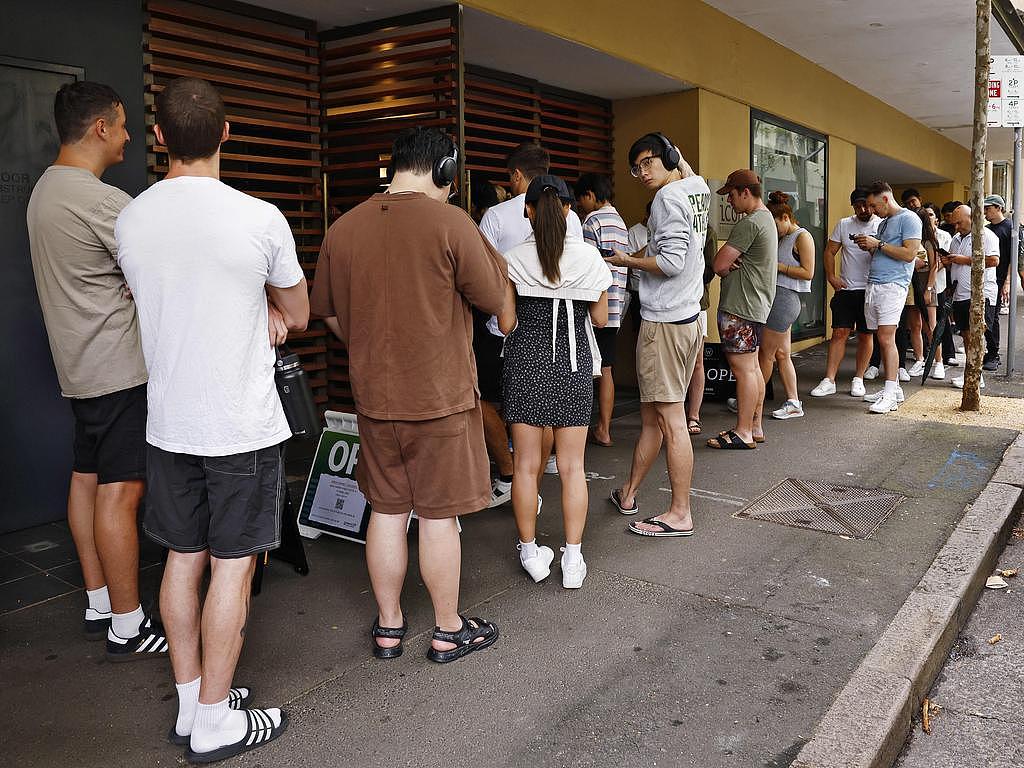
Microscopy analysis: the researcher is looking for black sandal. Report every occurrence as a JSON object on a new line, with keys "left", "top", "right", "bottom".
{"left": 426, "top": 616, "right": 499, "bottom": 664}
{"left": 706, "top": 429, "right": 756, "bottom": 450}
{"left": 371, "top": 615, "right": 408, "bottom": 659}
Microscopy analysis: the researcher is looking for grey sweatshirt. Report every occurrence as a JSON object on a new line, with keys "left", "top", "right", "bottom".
{"left": 638, "top": 175, "right": 711, "bottom": 322}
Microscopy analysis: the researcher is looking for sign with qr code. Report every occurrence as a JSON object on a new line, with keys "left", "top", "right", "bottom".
{"left": 298, "top": 412, "right": 371, "bottom": 544}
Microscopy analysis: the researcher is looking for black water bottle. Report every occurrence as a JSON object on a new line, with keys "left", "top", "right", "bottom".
{"left": 274, "top": 345, "right": 319, "bottom": 439}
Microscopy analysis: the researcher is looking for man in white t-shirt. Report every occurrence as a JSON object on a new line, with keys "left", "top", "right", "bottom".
{"left": 810, "top": 187, "right": 880, "bottom": 398}
{"left": 116, "top": 78, "right": 309, "bottom": 762}
{"left": 942, "top": 204, "right": 999, "bottom": 389}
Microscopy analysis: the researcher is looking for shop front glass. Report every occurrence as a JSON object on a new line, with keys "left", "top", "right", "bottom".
{"left": 752, "top": 112, "right": 827, "bottom": 339}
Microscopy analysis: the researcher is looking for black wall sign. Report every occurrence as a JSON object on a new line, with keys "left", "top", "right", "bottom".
{"left": 702, "top": 342, "right": 774, "bottom": 401}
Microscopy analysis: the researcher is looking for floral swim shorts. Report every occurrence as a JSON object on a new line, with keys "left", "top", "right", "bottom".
{"left": 717, "top": 310, "right": 763, "bottom": 354}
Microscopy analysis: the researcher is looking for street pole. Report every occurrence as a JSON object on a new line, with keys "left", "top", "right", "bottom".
{"left": 964, "top": 0, "right": 991, "bottom": 411}
{"left": 1009, "top": 127, "right": 1021, "bottom": 375}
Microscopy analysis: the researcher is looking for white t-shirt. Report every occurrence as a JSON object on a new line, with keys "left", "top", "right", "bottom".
{"left": 116, "top": 176, "right": 304, "bottom": 456}
{"left": 949, "top": 228, "right": 999, "bottom": 303}
{"left": 933, "top": 228, "right": 952, "bottom": 294}
{"left": 828, "top": 215, "right": 880, "bottom": 290}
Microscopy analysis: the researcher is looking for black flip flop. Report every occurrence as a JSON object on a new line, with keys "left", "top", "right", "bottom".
{"left": 628, "top": 517, "right": 695, "bottom": 538}
{"left": 167, "top": 687, "right": 254, "bottom": 746}
{"left": 184, "top": 708, "right": 288, "bottom": 764}
{"left": 609, "top": 488, "right": 639, "bottom": 516}
{"left": 426, "top": 616, "right": 499, "bottom": 663}
{"left": 706, "top": 430, "right": 756, "bottom": 450}
{"left": 371, "top": 615, "right": 408, "bottom": 659}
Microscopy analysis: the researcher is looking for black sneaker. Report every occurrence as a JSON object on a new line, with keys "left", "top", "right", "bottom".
{"left": 83, "top": 614, "right": 111, "bottom": 642}
{"left": 982, "top": 357, "right": 1000, "bottom": 372}
{"left": 106, "top": 615, "right": 169, "bottom": 662}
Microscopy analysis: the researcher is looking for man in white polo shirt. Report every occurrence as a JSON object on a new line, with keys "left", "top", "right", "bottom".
{"left": 943, "top": 204, "right": 999, "bottom": 389}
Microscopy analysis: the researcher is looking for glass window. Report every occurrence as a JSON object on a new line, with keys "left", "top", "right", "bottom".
{"left": 752, "top": 113, "right": 828, "bottom": 339}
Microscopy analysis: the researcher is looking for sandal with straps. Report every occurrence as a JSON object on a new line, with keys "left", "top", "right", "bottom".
{"left": 426, "top": 616, "right": 499, "bottom": 664}
{"left": 371, "top": 615, "right": 408, "bottom": 659}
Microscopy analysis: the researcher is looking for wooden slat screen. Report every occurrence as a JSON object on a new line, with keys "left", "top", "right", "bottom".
{"left": 144, "top": 0, "right": 327, "bottom": 409}
{"left": 319, "top": 7, "right": 461, "bottom": 409}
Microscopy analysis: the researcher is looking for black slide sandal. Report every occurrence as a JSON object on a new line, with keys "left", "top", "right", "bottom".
{"left": 426, "top": 616, "right": 499, "bottom": 663}
{"left": 628, "top": 517, "right": 695, "bottom": 538}
{"left": 167, "top": 687, "right": 254, "bottom": 746}
{"left": 371, "top": 615, "right": 408, "bottom": 659}
{"left": 184, "top": 709, "right": 288, "bottom": 764}
{"left": 706, "top": 430, "right": 756, "bottom": 450}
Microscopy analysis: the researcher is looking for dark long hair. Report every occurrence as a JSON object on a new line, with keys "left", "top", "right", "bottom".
{"left": 531, "top": 188, "right": 567, "bottom": 283}
{"left": 917, "top": 208, "right": 938, "bottom": 252}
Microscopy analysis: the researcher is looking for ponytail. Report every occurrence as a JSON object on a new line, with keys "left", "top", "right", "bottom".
{"left": 532, "top": 188, "right": 567, "bottom": 283}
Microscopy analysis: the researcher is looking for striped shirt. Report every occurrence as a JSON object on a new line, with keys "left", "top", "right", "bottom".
{"left": 582, "top": 204, "right": 629, "bottom": 327}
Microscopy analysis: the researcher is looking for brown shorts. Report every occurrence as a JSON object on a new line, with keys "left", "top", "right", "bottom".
{"left": 636, "top": 319, "right": 701, "bottom": 403}
{"left": 355, "top": 407, "right": 490, "bottom": 519}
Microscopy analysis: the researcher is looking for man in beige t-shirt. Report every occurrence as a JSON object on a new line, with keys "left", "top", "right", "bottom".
{"left": 26, "top": 82, "right": 163, "bottom": 658}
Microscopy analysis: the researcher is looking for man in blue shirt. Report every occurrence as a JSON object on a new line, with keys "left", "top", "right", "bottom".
{"left": 853, "top": 181, "right": 922, "bottom": 414}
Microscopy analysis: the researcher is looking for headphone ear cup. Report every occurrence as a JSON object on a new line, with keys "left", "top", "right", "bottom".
{"left": 666, "top": 145, "right": 681, "bottom": 170}
{"left": 433, "top": 154, "right": 457, "bottom": 187}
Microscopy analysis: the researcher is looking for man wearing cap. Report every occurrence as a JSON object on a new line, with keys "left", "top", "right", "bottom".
{"left": 810, "top": 188, "right": 880, "bottom": 398}
{"left": 709, "top": 169, "right": 778, "bottom": 447}
{"left": 606, "top": 133, "right": 710, "bottom": 537}
{"left": 984, "top": 194, "right": 1012, "bottom": 371}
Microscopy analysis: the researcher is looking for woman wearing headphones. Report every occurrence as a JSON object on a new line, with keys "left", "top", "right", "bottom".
{"left": 498, "top": 174, "right": 612, "bottom": 589}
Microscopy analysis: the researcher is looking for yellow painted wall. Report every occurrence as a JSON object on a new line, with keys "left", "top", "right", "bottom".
{"left": 892, "top": 182, "right": 960, "bottom": 206}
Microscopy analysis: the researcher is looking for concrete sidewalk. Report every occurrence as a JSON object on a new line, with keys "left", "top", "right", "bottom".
{"left": 2, "top": 328, "right": 1022, "bottom": 768}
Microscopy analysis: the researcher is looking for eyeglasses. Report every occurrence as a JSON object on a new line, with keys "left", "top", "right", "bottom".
{"left": 629, "top": 156, "right": 659, "bottom": 178}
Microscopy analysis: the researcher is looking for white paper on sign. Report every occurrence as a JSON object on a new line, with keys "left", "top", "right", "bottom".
{"left": 1005, "top": 98, "right": 1024, "bottom": 128}
{"left": 308, "top": 474, "right": 367, "bottom": 532}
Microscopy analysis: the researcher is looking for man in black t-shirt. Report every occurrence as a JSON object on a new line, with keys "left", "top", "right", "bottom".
{"left": 984, "top": 194, "right": 1012, "bottom": 370}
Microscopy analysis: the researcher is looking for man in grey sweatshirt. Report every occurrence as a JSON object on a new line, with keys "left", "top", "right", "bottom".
{"left": 607, "top": 132, "right": 711, "bottom": 538}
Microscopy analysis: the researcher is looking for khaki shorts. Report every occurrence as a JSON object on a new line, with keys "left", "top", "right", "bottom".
{"left": 636, "top": 319, "right": 701, "bottom": 403}
{"left": 355, "top": 407, "right": 491, "bottom": 519}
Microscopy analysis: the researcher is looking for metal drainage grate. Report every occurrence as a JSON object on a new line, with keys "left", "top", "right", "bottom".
{"left": 733, "top": 479, "right": 904, "bottom": 539}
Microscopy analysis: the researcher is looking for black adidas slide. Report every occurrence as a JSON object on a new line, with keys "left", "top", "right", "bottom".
{"left": 184, "top": 709, "right": 288, "bottom": 764}
{"left": 628, "top": 517, "right": 695, "bottom": 538}
{"left": 167, "top": 687, "right": 254, "bottom": 746}
{"left": 105, "top": 615, "right": 169, "bottom": 662}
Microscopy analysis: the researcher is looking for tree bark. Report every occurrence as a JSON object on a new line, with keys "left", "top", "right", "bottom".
{"left": 963, "top": 0, "right": 991, "bottom": 411}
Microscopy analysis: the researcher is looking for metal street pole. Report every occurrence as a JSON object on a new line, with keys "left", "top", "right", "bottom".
{"left": 1009, "top": 126, "right": 1021, "bottom": 374}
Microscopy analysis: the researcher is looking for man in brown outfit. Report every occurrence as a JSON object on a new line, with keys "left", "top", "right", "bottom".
{"left": 311, "top": 127, "right": 508, "bottom": 663}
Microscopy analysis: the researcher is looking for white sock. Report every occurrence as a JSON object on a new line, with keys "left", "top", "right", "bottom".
{"left": 175, "top": 677, "right": 201, "bottom": 737}
{"left": 191, "top": 699, "right": 281, "bottom": 753}
{"left": 562, "top": 543, "right": 582, "bottom": 564}
{"left": 519, "top": 540, "right": 538, "bottom": 559}
{"left": 883, "top": 379, "right": 899, "bottom": 396}
{"left": 110, "top": 605, "right": 145, "bottom": 639}
{"left": 85, "top": 586, "right": 110, "bottom": 619}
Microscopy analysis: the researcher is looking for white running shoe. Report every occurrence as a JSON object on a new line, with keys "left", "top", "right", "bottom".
{"left": 868, "top": 392, "right": 900, "bottom": 413}
{"left": 908, "top": 360, "right": 926, "bottom": 377}
{"left": 810, "top": 378, "right": 836, "bottom": 397}
{"left": 560, "top": 549, "right": 587, "bottom": 589}
{"left": 864, "top": 365, "right": 879, "bottom": 380}
{"left": 951, "top": 375, "right": 985, "bottom": 389}
{"left": 726, "top": 397, "right": 739, "bottom": 413}
{"left": 544, "top": 455, "right": 558, "bottom": 475}
{"left": 518, "top": 544, "right": 554, "bottom": 582}
{"left": 850, "top": 377, "right": 866, "bottom": 398}
{"left": 487, "top": 479, "right": 512, "bottom": 508}
{"left": 931, "top": 362, "right": 946, "bottom": 380}
{"left": 771, "top": 400, "right": 804, "bottom": 420}
{"left": 898, "top": 367, "right": 911, "bottom": 382}
{"left": 863, "top": 387, "right": 905, "bottom": 403}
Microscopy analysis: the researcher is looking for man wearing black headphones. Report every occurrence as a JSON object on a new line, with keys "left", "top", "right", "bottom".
{"left": 311, "top": 127, "right": 507, "bottom": 664}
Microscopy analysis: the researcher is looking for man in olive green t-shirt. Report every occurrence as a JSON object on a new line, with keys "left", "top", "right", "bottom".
{"left": 709, "top": 169, "right": 779, "bottom": 449}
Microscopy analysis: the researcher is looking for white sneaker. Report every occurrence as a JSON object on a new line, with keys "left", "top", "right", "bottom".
{"left": 487, "top": 479, "right": 512, "bottom": 508}
{"left": 868, "top": 392, "right": 900, "bottom": 413}
{"left": 908, "top": 360, "right": 926, "bottom": 377}
{"left": 864, "top": 365, "right": 879, "bottom": 380}
{"left": 863, "top": 387, "right": 905, "bottom": 403}
{"left": 1000, "top": 304, "right": 1010, "bottom": 315}
{"left": 810, "top": 378, "right": 836, "bottom": 397}
{"left": 726, "top": 397, "right": 739, "bottom": 413}
{"left": 898, "top": 367, "right": 911, "bottom": 382}
{"left": 850, "top": 377, "right": 866, "bottom": 398}
{"left": 544, "top": 455, "right": 558, "bottom": 475}
{"left": 931, "top": 362, "right": 946, "bottom": 380}
{"left": 560, "top": 549, "right": 587, "bottom": 589}
{"left": 771, "top": 400, "right": 804, "bottom": 419}
{"left": 951, "top": 375, "right": 985, "bottom": 389}
{"left": 518, "top": 544, "right": 554, "bottom": 582}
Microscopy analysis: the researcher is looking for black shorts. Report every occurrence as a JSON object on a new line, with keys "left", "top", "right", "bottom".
{"left": 595, "top": 325, "right": 618, "bottom": 369}
{"left": 952, "top": 298, "right": 994, "bottom": 336}
{"left": 473, "top": 310, "right": 504, "bottom": 403}
{"left": 143, "top": 443, "right": 285, "bottom": 559}
{"left": 830, "top": 289, "right": 869, "bottom": 333}
{"left": 70, "top": 383, "right": 147, "bottom": 484}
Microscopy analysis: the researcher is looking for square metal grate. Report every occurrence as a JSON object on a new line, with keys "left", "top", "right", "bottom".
{"left": 733, "top": 479, "right": 905, "bottom": 539}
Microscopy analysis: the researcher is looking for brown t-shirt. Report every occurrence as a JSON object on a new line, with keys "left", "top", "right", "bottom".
{"left": 310, "top": 193, "right": 508, "bottom": 421}
{"left": 26, "top": 166, "right": 148, "bottom": 398}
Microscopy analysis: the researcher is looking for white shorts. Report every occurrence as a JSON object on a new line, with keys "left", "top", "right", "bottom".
{"left": 864, "top": 282, "right": 909, "bottom": 330}
{"left": 697, "top": 310, "right": 708, "bottom": 339}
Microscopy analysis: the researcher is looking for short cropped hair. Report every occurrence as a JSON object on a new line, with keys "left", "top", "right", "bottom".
{"left": 573, "top": 173, "right": 613, "bottom": 203}
{"left": 900, "top": 187, "right": 921, "bottom": 203}
{"left": 940, "top": 200, "right": 963, "bottom": 215}
{"left": 627, "top": 134, "right": 668, "bottom": 168}
{"left": 156, "top": 78, "right": 225, "bottom": 162}
{"left": 53, "top": 81, "right": 123, "bottom": 145}
{"left": 471, "top": 178, "right": 500, "bottom": 210}
{"left": 506, "top": 143, "right": 549, "bottom": 181}
{"left": 391, "top": 126, "right": 454, "bottom": 176}
{"left": 867, "top": 180, "right": 892, "bottom": 197}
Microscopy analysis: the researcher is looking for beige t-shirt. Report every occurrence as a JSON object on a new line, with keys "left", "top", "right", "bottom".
{"left": 26, "top": 166, "right": 147, "bottom": 398}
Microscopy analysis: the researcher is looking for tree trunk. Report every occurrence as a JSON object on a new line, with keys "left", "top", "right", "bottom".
{"left": 963, "top": 0, "right": 991, "bottom": 411}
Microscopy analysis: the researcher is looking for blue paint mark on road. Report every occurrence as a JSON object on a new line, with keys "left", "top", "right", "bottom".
{"left": 927, "top": 447, "right": 992, "bottom": 491}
